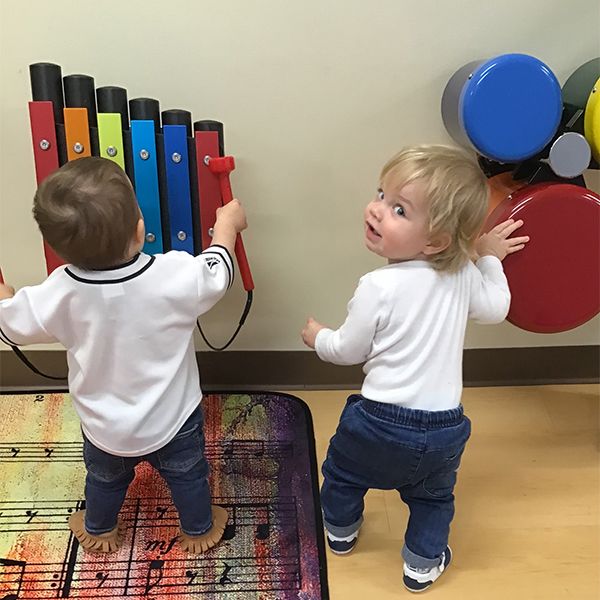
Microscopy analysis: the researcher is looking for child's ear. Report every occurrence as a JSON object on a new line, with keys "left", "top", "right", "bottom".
{"left": 135, "top": 218, "right": 145, "bottom": 246}
{"left": 423, "top": 231, "right": 451, "bottom": 256}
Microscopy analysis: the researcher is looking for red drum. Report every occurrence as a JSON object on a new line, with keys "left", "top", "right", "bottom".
{"left": 483, "top": 183, "right": 600, "bottom": 333}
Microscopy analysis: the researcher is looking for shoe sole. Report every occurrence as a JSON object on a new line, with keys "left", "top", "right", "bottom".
{"left": 328, "top": 546, "right": 355, "bottom": 556}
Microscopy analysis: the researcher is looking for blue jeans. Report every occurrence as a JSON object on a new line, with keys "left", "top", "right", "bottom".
{"left": 321, "top": 394, "right": 471, "bottom": 569}
{"left": 82, "top": 405, "right": 213, "bottom": 536}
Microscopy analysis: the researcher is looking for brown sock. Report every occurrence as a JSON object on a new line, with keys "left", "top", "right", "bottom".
{"left": 178, "top": 505, "right": 228, "bottom": 554}
{"left": 68, "top": 509, "right": 125, "bottom": 553}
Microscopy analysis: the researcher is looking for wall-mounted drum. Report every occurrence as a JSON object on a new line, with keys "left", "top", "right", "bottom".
{"left": 442, "top": 54, "right": 562, "bottom": 163}
{"left": 562, "top": 58, "right": 600, "bottom": 164}
{"left": 483, "top": 183, "right": 600, "bottom": 333}
{"left": 585, "top": 81, "right": 600, "bottom": 163}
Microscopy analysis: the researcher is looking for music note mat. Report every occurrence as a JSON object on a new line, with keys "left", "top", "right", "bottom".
{"left": 0, "top": 391, "right": 328, "bottom": 599}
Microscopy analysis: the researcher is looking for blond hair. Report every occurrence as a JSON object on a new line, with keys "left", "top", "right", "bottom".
{"left": 33, "top": 157, "right": 139, "bottom": 269}
{"left": 380, "top": 144, "right": 489, "bottom": 272}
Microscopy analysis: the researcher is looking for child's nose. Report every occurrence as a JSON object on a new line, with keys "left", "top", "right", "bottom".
{"left": 369, "top": 203, "right": 382, "bottom": 220}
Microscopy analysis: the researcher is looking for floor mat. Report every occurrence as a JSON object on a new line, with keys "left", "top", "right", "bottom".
{"left": 0, "top": 391, "right": 329, "bottom": 599}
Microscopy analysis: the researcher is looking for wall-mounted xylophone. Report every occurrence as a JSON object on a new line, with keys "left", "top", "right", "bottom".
{"left": 27, "top": 62, "right": 254, "bottom": 294}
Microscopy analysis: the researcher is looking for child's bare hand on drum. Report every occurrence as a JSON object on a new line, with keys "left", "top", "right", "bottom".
{"left": 475, "top": 219, "right": 530, "bottom": 261}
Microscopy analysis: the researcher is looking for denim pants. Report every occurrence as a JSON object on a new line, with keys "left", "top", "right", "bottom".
{"left": 321, "top": 394, "right": 471, "bottom": 569}
{"left": 82, "top": 405, "right": 212, "bottom": 536}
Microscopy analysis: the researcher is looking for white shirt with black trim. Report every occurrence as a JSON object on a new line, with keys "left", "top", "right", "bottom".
{"left": 0, "top": 247, "right": 234, "bottom": 456}
{"left": 315, "top": 257, "right": 510, "bottom": 411}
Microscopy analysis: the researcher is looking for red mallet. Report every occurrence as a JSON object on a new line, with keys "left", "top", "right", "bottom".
{"left": 204, "top": 155, "right": 254, "bottom": 291}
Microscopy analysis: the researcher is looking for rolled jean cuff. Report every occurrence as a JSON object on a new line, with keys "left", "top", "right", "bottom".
{"left": 323, "top": 514, "right": 363, "bottom": 538}
{"left": 180, "top": 514, "right": 213, "bottom": 537}
{"left": 84, "top": 520, "right": 119, "bottom": 536}
{"left": 402, "top": 543, "right": 443, "bottom": 569}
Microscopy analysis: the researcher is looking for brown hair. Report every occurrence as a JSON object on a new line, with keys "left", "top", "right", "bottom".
{"left": 380, "top": 145, "right": 489, "bottom": 272}
{"left": 33, "top": 157, "right": 140, "bottom": 269}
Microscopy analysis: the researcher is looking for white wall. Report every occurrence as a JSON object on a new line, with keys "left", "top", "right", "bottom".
{"left": 1, "top": 0, "right": 598, "bottom": 352}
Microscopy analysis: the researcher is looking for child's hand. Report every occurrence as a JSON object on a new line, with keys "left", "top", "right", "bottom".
{"left": 301, "top": 317, "right": 325, "bottom": 349}
{"left": 211, "top": 199, "right": 248, "bottom": 254}
{"left": 0, "top": 283, "right": 15, "bottom": 301}
{"left": 475, "top": 219, "right": 530, "bottom": 261}
{"left": 215, "top": 199, "right": 247, "bottom": 234}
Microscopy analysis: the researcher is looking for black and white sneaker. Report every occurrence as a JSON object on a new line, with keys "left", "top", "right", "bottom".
{"left": 403, "top": 546, "right": 452, "bottom": 593}
{"left": 325, "top": 530, "right": 359, "bottom": 555}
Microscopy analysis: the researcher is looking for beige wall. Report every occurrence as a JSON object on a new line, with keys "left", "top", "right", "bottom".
{"left": 0, "top": 0, "right": 598, "bottom": 353}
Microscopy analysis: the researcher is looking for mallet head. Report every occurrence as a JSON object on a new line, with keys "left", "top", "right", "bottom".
{"left": 204, "top": 155, "right": 235, "bottom": 174}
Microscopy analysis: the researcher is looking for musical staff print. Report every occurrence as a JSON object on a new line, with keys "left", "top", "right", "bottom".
{"left": 0, "top": 440, "right": 293, "bottom": 463}
{"left": 0, "top": 392, "right": 328, "bottom": 599}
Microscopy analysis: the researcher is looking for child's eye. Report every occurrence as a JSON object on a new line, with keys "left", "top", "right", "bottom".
{"left": 377, "top": 188, "right": 385, "bottom": 201}
{"left": 393, "top": 205, "right": 405, "bottom": 217}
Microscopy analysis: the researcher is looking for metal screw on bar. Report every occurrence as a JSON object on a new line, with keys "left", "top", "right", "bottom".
{"left": 107, "top": 146, "right": 118, "bottom": 157}
{"left": 208, "top": 227, "right": 214, "bottom": 237}
{"left": 140, "top": 149, "right": 150, "bottom": 160}
{"left": 172, "top": 152, "right": 182, "bottom": 164}
{"left": 73, "top": 142, "right": 84, "bottom": 154}
{"left": 203, "top": 155, "right": 211, "bottom": 166}
{"left": 39, "top": 139, "right": 51, "bottom": 151}
{"left": 468, "top": 73, "right": 473, "bottom": 79}
{"left": 177, "top": 231, "right": 187, "bottom": 241}
{"left": 146, "top": 233, "right": 156, "bottom": 243}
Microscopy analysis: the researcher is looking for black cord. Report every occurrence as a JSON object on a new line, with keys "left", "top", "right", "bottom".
{"left": 197, "top": 290, "right": 253, "bottom": 351}
{"left": 9, "top": 345, "right": 67, "bottom": 380}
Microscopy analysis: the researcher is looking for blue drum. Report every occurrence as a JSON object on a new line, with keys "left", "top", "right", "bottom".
{"left": 441, "top": 54, "right": 562, "bottom": 163}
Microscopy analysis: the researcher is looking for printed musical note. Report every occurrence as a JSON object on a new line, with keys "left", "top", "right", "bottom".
{"left": 219, "top": 562, "right": 233, "bottom": 585}
{"left": 24, "top": 510, "right": 37, "bottom": 523}
{"left": 256, "top": 507, "right": 271, "bottom": 540}
{"left": 44, "top": 448, "right": 54, "bottom": 458}
{"left": 185, "top": 569, "right": 198, "bottom": 585}
{"left": 222, "top": 506, "right": 236, "bottom": 540}
{"left": 9, "top": 448, "right": 19, "bottom": 458}
{"left": 95, "top": 571, "right": 109, "bottom": 587}
{"left": 156, "top": 506, "right": 168, "bottom": 519}
{"left": 144, "top": 559, "right": 164, "bottom": 595}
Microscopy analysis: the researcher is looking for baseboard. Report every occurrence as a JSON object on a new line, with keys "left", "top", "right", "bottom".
{"left": 1, "top": 346, "right": 598, "bottom": 391}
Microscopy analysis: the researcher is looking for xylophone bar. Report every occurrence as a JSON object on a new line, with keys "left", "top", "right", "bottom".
{"left": 98, "top": 85, "right": 134, "bottom": 180}
{"left": 64, "top": 73, "right": 99, "bottom": 158}
{"left": 162, "top": 109, "right": 197, "bottom": 254}
{"left": 130, "top": 97, "right": 171, "bottom": 252}
{"left": 28, "top": 100, "right": 64, "bottom": 273}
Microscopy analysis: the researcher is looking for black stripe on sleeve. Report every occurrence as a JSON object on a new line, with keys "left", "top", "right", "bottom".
{"left": 201, "top": 247, "right": 234, "bottom": 289}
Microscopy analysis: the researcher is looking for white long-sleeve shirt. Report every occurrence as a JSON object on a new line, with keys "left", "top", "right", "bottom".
{"left": 0, "top": 247, "right": 234, "bottom": 456}
{"left": 315, "top": 257, "right": 510, "bottom": 410}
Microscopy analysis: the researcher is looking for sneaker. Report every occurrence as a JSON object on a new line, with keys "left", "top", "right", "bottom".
{"left": 325, "top": 530, "right": 359, "bottom": 555}
{"left": 403, "top": 546, "right": 452, "bottom": 593}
